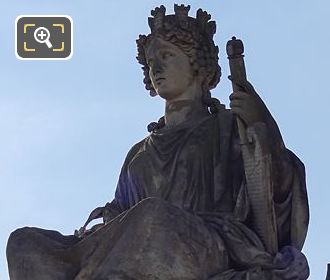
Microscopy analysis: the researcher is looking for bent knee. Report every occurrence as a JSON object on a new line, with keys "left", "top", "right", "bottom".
{"left": 7, "top": 227, "right": 29, "bottom": 259}
{"left": 7, "top": 227, "right": 43, "bottom": 258}
{"left": 8, "top": 227, "right": 33, "bottom": 247}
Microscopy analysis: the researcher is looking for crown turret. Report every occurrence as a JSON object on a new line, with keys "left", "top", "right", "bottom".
{"left": 149, "top": 5, "right": 166, "bottom": 32}
{"left": 137, "top": 4, "right": 221, "bottom": 96}
{"left": 174, "top": 4, "right": 190, "bottom": 29}
{"left": 147, "top": 4, "right": 216, "bottom": 41}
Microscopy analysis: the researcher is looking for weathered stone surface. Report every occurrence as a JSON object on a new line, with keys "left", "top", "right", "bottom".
{"left": 7, "top": 4, "right": 309, "bottom": 280}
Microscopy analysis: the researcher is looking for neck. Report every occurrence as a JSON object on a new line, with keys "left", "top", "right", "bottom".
{"left": 164, "top": 98, "right": 209, "bottom": 128}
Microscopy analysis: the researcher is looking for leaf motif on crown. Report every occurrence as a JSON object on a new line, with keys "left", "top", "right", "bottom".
{"left": 147, "top": 4, "right": 216, "bottom": 40}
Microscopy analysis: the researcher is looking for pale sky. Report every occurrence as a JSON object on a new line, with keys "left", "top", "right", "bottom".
{"left": 0, "top": 0, "right": 329, "bottom": 279}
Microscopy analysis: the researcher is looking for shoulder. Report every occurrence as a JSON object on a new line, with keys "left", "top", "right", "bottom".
{"left": 123, "top": 139, "right": 146, "bottom": 165}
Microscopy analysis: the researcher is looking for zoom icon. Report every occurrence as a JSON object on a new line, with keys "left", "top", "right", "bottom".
{"left": 16, "top": 15, "right": 73, "bottom": 60}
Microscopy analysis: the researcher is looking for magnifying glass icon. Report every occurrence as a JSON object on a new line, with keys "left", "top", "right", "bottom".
{"left": 34, "top": 27, "right": 53, "bottom": 49}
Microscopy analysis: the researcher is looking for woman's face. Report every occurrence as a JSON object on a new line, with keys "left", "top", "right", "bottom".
{"left": 145, "top": 37, "right": 196, "bottom": 101}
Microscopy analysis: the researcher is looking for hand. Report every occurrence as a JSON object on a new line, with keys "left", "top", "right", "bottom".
{"left": 74, "top": 223, "right": 104, "bottom": 238}
{"left": 74, "top": 206, "right": 105, "bottom": 238}
{"left": 74, "top": 226, "right": 88, "bottom": 238}
{"left": 228, "top": 76, "right": 270, "bottom": 126}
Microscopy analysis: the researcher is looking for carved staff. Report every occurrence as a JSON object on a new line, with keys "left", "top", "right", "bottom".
{"left": 226, "top": 37, "right": 278, "bottom": 255}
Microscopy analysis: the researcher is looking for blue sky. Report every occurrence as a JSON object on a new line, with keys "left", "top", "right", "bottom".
{"left": 0, "top": 0, "right": 329, "bottom": 279}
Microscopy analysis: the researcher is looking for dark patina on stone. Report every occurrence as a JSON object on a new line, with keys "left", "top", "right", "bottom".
{"left": 7, "top": 4, "right": 309, "bottom": 280}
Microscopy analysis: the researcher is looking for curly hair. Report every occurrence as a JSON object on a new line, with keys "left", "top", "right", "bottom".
{"left": 136, "top": 5, "right": 223, "bottom": 131}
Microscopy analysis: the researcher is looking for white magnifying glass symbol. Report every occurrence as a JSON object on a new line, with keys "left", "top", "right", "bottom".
{"left": 34, "top": 27, "right": 53, "bottom": 49}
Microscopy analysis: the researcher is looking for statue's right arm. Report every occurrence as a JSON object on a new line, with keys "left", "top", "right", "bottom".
{"left": 103, "top": 139, "right": 145, "bottom": 221}
{"left": 75, "top": 140, "right": 145, "bottom": 238}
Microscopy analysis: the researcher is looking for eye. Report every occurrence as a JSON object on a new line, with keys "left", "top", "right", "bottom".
{"left": 162, "top": 51, "right": 174, "bottom": 60}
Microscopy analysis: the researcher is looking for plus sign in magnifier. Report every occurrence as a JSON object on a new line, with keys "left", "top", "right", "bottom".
{"left": 34, "top": 26, "right": 53, "bottom": 48}
{"left": 16, "top": 15, "right": 72, "bottom": 59}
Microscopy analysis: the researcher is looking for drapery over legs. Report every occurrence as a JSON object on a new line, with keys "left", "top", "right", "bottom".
{"left": 7, "top": 112, "right": 309, "bottom": 280}
{"left": 7, "top": 198, "right": 227, "bottom": 280}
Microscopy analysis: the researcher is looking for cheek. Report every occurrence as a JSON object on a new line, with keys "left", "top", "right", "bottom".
{"left": 148, "top": 70, "right": 157, "bottom": 88}
{"left": 177, "top": 65, "right": 194, "bottom": 86}
{"left": 171, "top": 60, "right": 194, "bottom": 81}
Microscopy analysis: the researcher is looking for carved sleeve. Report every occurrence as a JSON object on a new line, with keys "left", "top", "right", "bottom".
{"left": 103, "top": 140, "right": 144, "bottom": 223}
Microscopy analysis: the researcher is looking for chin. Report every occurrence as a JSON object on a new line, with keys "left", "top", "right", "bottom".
{"left": 157, "top": 88, "right": 182, "bottom": 100}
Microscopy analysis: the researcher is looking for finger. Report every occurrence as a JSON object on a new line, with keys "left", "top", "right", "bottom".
{"left": 228, "top": 75, "right": 257, "bottom": 95}
{"left": 229, "top": 91, "right": 249, "bottom": 100}
{"left": 230, "top": 100, "right": 244, "bottom": 108}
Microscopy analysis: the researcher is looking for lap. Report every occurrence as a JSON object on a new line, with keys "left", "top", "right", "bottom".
{"left": 7, "top": 198, "right": 228, "bottom": 280}
{"left": 74, "top": 198, "right": 228, "bottom": 279}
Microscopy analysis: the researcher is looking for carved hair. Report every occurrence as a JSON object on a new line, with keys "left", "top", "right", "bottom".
{"left": 136, "top": 4, "right": 221, "bottom": 97}
{"left": 136, "top": 4, "right": 223, "bottom": 131}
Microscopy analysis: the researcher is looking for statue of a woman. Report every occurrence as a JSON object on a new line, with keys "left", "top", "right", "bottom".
{"left": 7, "top": 5, "right": 309, "bottom": 280}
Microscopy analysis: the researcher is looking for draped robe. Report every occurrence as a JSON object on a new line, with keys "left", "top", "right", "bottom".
{"left": 7, "top": 108, "right": 309, "bottom": 280}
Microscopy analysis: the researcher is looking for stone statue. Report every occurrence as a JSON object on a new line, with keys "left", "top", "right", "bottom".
{"left": 6, "top": 4, "right": 310, "bottom": 280}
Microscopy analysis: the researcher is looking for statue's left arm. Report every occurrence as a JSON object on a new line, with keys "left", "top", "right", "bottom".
{"left": 229, "top": 77, "right": 309, "bottom": 250}
{"left": 260, "top": 105, "right": 309, "bottom": 249}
